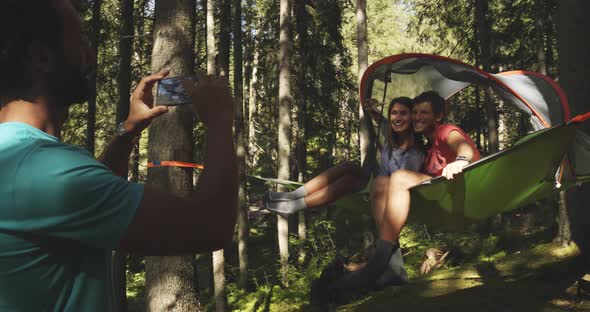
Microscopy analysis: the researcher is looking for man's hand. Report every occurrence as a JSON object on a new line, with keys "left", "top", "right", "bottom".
{"left": 442, "top": 130, "right": 479, "bottom": 180}
{"left": 125, "top": 70, "right": 171, "bottom": 135}
{"left": 182, "top": 75, "right": 234, "bottom": 127}
{"left": 441, "top": 159, "right": 468, "bottom": 180}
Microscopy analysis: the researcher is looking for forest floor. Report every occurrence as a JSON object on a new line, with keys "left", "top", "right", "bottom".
{"left": 223, "top": 199, "right": 590, "bottom": 312}
{"left": 126, "top": 182, "right": 590, "bottom": 312}
{"left": 336, "top": 243, "right": 589, "bottom": 312}
{"left": 228, "top": 237, "right": 589, "bottom": 312}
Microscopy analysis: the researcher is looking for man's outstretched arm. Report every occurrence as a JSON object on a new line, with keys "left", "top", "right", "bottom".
{"left": 441, "top": 130, "right": 478, "bottom": 179}
{"left": 118, "top": 75, "right": 238, "bottom": 255}
{"left": 98, "top": 71, "right": 170, "bottom": 177}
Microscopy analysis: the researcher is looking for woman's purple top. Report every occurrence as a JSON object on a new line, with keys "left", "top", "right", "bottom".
{"left": 376, "top": 144, "right": 425, "bottom": 176}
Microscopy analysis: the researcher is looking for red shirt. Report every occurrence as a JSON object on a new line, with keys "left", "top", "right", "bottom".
{"left": 423, "top": 124, "right": 481, "bottom": 177}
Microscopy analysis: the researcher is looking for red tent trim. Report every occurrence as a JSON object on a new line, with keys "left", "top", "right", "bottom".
{"left": 359, "top": 53, "right": 552, "bottom": 128}
{"left": 497, "top": 70, "right": 571, "bottom": 122}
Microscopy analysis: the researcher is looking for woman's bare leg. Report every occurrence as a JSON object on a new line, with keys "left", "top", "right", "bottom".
{"left": 380, "top": 169, "right": 432, "bottom": 241}
{"left": 265, "top": 161, "right": 368, "bottom": 215}
{"left": 303, "top": 172, "right": 368, "bottom": 208}
{"left": 266, "top": 161, "right": 365, "bottom": 202}
{"left": 370, "top": 176, "right": 389, "bottom": 233}
{"left": 302, "top": 161, "right": 366, "bottom": 194}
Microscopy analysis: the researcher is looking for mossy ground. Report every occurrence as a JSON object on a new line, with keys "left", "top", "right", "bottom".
{"left": 126, "top": 183, "right": 590, "bottom": 312}
{"left": 339, "top": 243, "right": 588, "bottom": 312}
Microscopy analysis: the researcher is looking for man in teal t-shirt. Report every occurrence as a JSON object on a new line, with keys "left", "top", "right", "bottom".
{"left": 0, "top": 0, "right": 238, "bottom": 310}
{"left": 0, "top": 122, "right": 144, "bottom": 311}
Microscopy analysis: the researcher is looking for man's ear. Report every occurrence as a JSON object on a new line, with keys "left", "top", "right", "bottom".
{"left": 435, "top": 112, "right": 444, "bottom": 123}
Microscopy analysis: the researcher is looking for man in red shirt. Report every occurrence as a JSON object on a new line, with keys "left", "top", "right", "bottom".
{"left": 380, "top": 91, "right": 481, "bottom": 243}
{"left": 365, "top": 91, "right": 477, "bottom": 249}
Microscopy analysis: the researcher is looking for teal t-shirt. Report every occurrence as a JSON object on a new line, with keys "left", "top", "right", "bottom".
{"left": 0, "top": 122, "right": 144, "bottom": 311}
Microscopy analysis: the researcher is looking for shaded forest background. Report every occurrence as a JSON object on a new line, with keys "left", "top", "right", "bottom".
{"left": 64, "top": 0, "right": 589, "bottom": 311}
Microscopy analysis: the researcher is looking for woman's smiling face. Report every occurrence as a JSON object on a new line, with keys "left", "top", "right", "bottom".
{"left": 389, "top": 102, "right": 412, "bottom": 134}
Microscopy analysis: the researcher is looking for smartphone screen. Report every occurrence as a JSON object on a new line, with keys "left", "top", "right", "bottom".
{"left": 155, "top": 76, "right": 196, "bottom": 106}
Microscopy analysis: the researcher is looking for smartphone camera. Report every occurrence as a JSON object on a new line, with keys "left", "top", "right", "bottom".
{"left": 155, "top": 76, "right": 197, "bottom": 106}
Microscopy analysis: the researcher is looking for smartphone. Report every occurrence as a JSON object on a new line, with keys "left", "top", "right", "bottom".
{"left": 155, "top": 76, "right": 197, "bottom": 106}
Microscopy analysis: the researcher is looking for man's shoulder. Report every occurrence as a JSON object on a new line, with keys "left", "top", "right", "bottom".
{"left": 17, "top": 140, "right": 107, "bottom": 184}
{"left": 436, "top": 124, "right": 466, "bottom": 140}
{"left": 438, "top": 123, "right": 462, "bottom": 132}
{"left": 26, "top": 140, "right": 97, "bottom": 165}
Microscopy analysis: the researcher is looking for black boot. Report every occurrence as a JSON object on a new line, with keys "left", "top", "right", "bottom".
{"left": 374, "top": 247, "right": 408, "bottom": 290}
{"left": 328, "top": 240, "right": 398, "bottom": 295}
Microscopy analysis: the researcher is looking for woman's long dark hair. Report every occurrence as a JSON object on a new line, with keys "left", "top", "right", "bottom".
{"left": 384, "top": 97, "right": 415, "bottom": 157}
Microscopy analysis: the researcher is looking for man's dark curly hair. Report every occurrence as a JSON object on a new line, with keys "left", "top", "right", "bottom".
{"left": 0, "top": 0, "right": 64, "bottom": 107}
{"left": 413, "top": 90, "right": 446, "bottom": 116}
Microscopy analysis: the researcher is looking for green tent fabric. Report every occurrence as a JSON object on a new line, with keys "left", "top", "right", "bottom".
{"left": 408, "top": 124, "right": 576, "bottom": 230}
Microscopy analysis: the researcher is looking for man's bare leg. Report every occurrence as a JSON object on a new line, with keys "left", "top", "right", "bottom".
{"left": 380, "top": 169, "right": 432, "bottom": 241}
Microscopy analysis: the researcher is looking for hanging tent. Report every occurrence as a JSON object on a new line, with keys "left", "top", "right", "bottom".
{"left": 359, "top": 53, "right": 590, "bottom": 229}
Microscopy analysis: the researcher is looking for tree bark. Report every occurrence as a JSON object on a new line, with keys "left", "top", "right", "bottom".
{"left": 247, "top": 28, "right": 260, "bottom": 169}
{"left": 535, "top": 0, "right": 547, "bottom": 75}
{"left": 277, "top": 0, "right": 292, "bottom": 276}
{"left": 555, "top": 190, "right": 572, "bottom": 246}
{"left": 112, "top": 0, "right": 135, "bottom": 310}
{"left": 474, "top": 0, "right": 499, "bottom": 154}
{"left": 218, "top": 0, "right": 231, "bottom": 76}
{"left": 544, "top": 0, "right": 556, "bottom": 78}
{"left": 145, "top": 1, "right": 200, "bottom": 311}
{"left": 294, "top": 0, "right": 308, "bottom": 263}
{"left": 207, "top": 2, "right": 228, "bottom": 309}
{"left": 86, "top": 0, "right": 102, "bottom": 155}
{"left": 356, "top": 0, "right": 370, "bottom": 166}
{"left": 232, "top": 0, "right": 249, "bottom": 290}
{"left": 558, "top": 0, "right": 590, "bottom": 262}
{"left": 206, "top": 0, "right": 216, "bottom": 75}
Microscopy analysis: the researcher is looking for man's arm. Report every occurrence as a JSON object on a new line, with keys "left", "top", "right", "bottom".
{"left": 97, "top": 133, "right": 136, "bottom": 178}
{"left": 119, "top": 125, "right": 237, "bottom": 255}
{"left": 117, "top": 75, "right": 238, "bottom": 255}
{"left": 441, "top": 130, "right": 477, "bottom": 179}
{"left": 98, "top": 71, "right": 170, "bottom": 177}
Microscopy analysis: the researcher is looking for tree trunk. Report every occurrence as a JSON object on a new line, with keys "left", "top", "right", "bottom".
{"left": 277, "top": 0, "right": 292, "bottom": 277}
{"left": 558, "top": 0, "right": 590, "bottom": 262}
{"left": 232, "top": 0, "right": 249, "bottom": 290}
{"left": 294, "top": 0, "right": 308, "bottom": 263}
{"left": 247, "top": 33, "right": 260, "bottom": 169}
{"left": 544, "top": 0, "right": 556, "bottom": 78}
{"left": 474, "top": 0, "right": 499, "bottom": 154}
{"left": 535, "top": 0, "right": 547, "bottom": 75}
{"left": 555, "top": 190, "right": 572, "bottom": 246}
{"left": 218, "top": 0, "right": 231, "bottom": 76}
{"left": 207, "top": 2, "right": 228, "bottom": 309}
{"left": 212, "top": 251, "right": 226, "bottom": 312}
{"left": 86, "top": 0, "right": 102, "bottom": 155}
{"left": 112, "top": 0, "right": 135, "bottom": 310}
{"left": 535, "top": 2, "right": 570, "bottom": 245}
{"left": 206, "top": 0, "right": 216, "bottom": 75}
{"left": 145, "top": 1, "right": 200, "bottom": 311}
{"left": 356, "top": 0, "right": 370, "bottom": 166}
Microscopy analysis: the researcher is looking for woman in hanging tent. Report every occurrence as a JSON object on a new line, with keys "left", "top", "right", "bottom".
{"left": 263, "top": 97, "right": 424, "bottom": 220}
